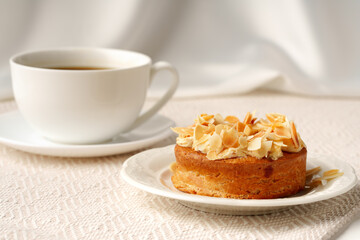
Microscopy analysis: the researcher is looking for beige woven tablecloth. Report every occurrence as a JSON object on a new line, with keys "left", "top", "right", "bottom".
{"left": 1, "top": 91, "right": 360, "bottom": 239}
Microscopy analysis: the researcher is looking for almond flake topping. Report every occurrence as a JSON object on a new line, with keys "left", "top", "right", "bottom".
{"left": 306, "top": 167, "right": 344, "bottom": 188}
{"left": 172, "top": 112, "right": 306, "bottom": 160}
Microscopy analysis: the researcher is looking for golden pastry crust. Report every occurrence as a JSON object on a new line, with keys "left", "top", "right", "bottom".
{"left": 171, "top": 145, "right": 307, "bottom": 199}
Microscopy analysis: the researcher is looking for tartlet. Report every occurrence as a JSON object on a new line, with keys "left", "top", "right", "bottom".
{"left": 171, "top": 112, "right": 307, "bottom": 199}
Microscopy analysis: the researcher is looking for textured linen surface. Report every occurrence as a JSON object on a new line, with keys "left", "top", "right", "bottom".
{"left": 0, "top": 91, "right": 360, "bottom": 240}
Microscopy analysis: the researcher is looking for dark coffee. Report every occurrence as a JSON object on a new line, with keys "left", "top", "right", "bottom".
{"left": 46, "top": 66, "right": 112, "bottom": 70}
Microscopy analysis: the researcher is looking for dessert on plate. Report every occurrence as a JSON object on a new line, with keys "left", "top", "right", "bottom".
{"left": 170, "top": 112, "right": 307, "bottom": 199}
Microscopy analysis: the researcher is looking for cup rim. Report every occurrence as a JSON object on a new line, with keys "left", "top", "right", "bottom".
{"left": 10, "top": 47, "right": 152, "bottom": 72}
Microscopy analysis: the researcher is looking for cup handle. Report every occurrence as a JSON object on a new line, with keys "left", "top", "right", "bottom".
{"left": 124, "top": 61, "right": 179, "bottom": 132}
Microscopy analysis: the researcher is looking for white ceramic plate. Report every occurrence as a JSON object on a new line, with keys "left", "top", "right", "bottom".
{"left": 121, "top": 145, "right": 358, "bottom": 215}
{"left": 0, "top": 111, "right": 175, "bottom": 157}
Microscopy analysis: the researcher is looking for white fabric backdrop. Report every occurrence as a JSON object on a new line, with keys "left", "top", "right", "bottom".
{"left": 1, "top": 0, "right": 360, "bottom": 99}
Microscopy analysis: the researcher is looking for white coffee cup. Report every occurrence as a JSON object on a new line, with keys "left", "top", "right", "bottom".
{"left": 10, "top": 48, "right": 179, "bottom": 144}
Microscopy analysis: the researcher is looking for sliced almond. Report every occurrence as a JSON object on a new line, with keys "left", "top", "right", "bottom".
{"left": 272, "top": 122, "right": 285, "bottom": 128}
{"left": 243, "top": 112, "right": 253, "bottom": 124}
{"left": 171, "top": 127, "right": 193, "bottom": 136}
{"left": 205, "top": 124, "right": 215, "bottom": 134}
{"left": 262, "top": 140, "right": 273, "bottom": 154}
{"left": 274, "top": 127, "right": 292, "bottom": 139}
{"left": 232, "top": 141, "right": 240, "bottom": 148}
{"left": 266, "top": 113, "right": 276, "bottom": 123}
{"left": 253, "top": 130, "right": 266, "bottom": 139}
{"left": 266, "top": 132, "right": 276, "bottom": 140}
{"left": 248, "top": 137, "right": 262, "bottom": 151}
{"left": 306, "top": 166, "right": 321, "bottom": 177}
{"left": 266, "top": 113, "right": 286, "bottom": 123}
{"left": 239, "top": 136, "right": 248, "bottom": 148}
{"left": 327, "top": 173, "right": 344, "bottom": 182}
{"left": 214, "top": 114, "right": 225, "bottom": 124}
{"left": 259, "top": 119, "right": 271, "bottom": 127}
{"left": 208, "top": 133, "right": 222, "bottom": 152}
{"left": 201, "top": 121, "right": 210, "bottom": 126}
{"left": 244, "top": 124, "right": 252, "bottom": 136}
{"left": 269, "top": 143, "right": 283, "bottom": 160}
{"left": 306, "top": 167, "right": 343, "bottom": 189}
{"left": 290, "top": 121, "right": 300, "bottom": 149}
{"left": 236, "top": 122, "right": 246, "bottom": 132}
{"left": 222, "top": 130, "right": 238, "bottom": 148}
{"left": 246, "top": 135, "right": 254, "bottom": 141}
{"left": 202, "top": 114, "right": 214, "bottom": 121}
{"left": 196, "top": 115, "right": 211, "bottom": 126}
{"left": 321, "top": 172, "right": 344, "bottom": 180}
{"left": 195, "top": 134, "right": 210, "bottom": 145}
{"left": 323, "top": 169, "right": 339, "bottom": 177}
{"left": 194, "top": 124, "right": 207, "bottom": 140}
{"left": 225, "top": 115, "right": 240, "bottom": 123}
{"left": 273, "top": 141, "right": 287, "bottom": 147}
{"left": 214, "top": 124, "right": 223, "bottom": 135}
{"left": 282, "top": 138, "right": 296, "bottom": 151}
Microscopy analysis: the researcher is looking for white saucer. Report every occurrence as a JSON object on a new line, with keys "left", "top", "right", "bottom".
{"left": 0, "top": 111, "right": 175, "bottom": 157}
{"left": 121, "top": 145, "right": 358, "bottom": 215}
